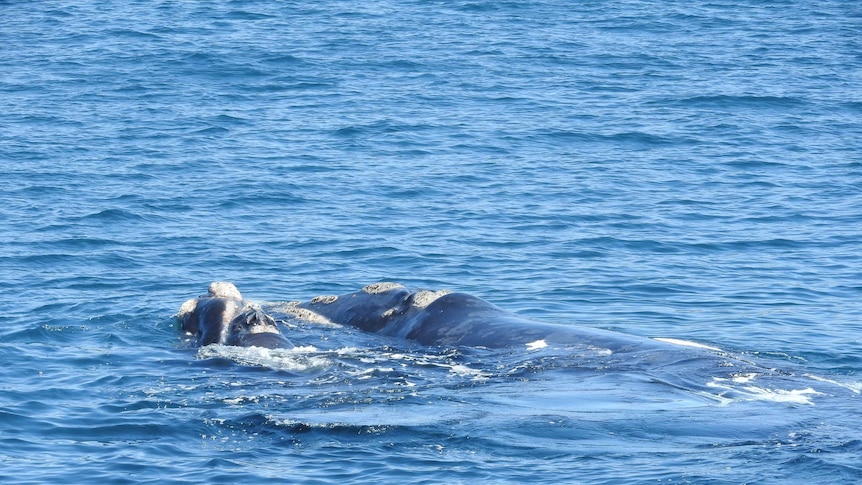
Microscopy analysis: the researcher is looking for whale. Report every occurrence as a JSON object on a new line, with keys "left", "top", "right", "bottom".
{"left": 178, "top": 282, "right": 292, "bottom": 349}
{"left": 291, "top": 282, "right": 670, "bottom": 353}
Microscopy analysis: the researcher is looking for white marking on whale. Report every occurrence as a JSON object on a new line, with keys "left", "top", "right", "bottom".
{"left": 653, "top": 337, "right": 723, "bottom": 352}
{"left": 526, "top": 339, "right": 548, "bottom": 351}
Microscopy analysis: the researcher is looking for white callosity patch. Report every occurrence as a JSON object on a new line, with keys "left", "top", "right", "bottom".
{"left": 272, "top": 301, "right": 337, "bottom": 326}
{"left": 362, "top": 282, "right": 405, "bottom": 294}
{"left": 310, "top": 295, "right": 338, "bottom": 304}
{"left": 207, "top": 281, "right": 242, "bottom": 300}
{"left": 239, "top": 314, "right": 282, "bottom": 335}
{"left": 177, "top": 298, "right": 198, "bottom": 319}
{"left": 411, "top": 289, "right": 451, "bottom": 308}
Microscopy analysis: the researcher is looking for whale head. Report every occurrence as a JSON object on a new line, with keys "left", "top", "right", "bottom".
{"left": 225, "top": 304, "right": 292, "bottom": 348}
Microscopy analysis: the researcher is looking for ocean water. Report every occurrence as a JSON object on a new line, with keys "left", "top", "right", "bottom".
{"left": 2, "top": 0, "right": 861, "bottom": 483}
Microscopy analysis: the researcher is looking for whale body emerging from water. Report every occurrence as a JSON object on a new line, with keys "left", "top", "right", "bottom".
{"left": 292, "top": 282, "right": 682, "bottom": 354}
{"left": 178, "top": 282, "right": 292, "bottom": 349}
{"left": 177, "top": 282, "right": 833, "bottom": 403}
{"left": 179, "top": 282, "right": 726, "bottom": 359}
{"left": 286, "top": 283, "right": 772, "bottom": 383}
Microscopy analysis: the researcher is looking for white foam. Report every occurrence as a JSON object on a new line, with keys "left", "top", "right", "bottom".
{"left": 449, "top": 364, "right": 489, "bottom": 379}
{"left": 223, "top": 395, "right": 260, "bottom": 405}
{"left": 804, "top": 374, "right": 862, "bottom": 394}
{"left": 587, "top": 346, "right": 613, "bottom": 356}
{"left": 331, "top": 346, "right": 488, "bottom": 381}
{"left": 348, "top": 367, "right": 396, "bottom": 379}
{"left": 741, "top": 386, "right": 821, "bottom": 405}
{"left": 332, "top": 346, "right": 364, "bottom": 356}
{"left": 729, "top": 373, "right": 758, "bottom": 383}
{"left": 707, "top": 375, "right": 822, "bottom": 405}
{"left": 197, "top": 344, "right": 330, "bottom": 373}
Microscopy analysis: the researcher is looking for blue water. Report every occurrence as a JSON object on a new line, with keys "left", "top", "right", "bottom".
{"left": 2, "top": 0, "right": 861, "bottom": 483}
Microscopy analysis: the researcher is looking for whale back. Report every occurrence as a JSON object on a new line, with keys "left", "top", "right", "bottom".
{"left": 297, "top": 283, "right": 414, "bottom": 332}
{"left": 412, "top": 293, "right": 666, "bottom": 351}
{"left": 294, "top": 284, "right": 665, "bottom": 352}
{"left": 403, "top": 292, "right": 548, "bottom": 347}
